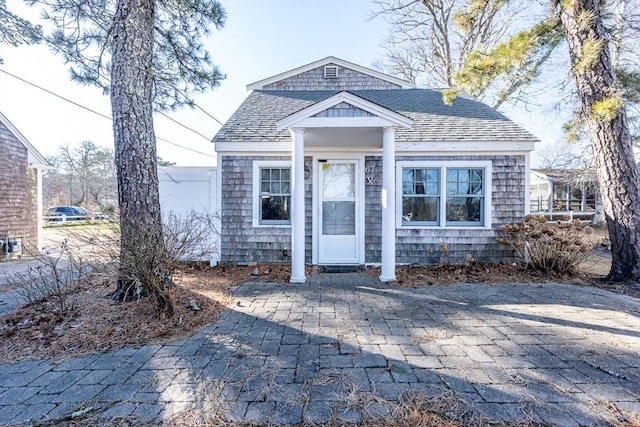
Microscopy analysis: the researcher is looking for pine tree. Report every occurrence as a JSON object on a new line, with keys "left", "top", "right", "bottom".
{"left": 0, "top": 0, "right": 42, "bottom": 62}
{"left": 452, "top": 0, "right": 640, "bottom": 282}
{"left": 559, "top": 0, "right": 640, "bottom": 281}
{"left": 9, "top": 0, "right": 226, "bottom": 313}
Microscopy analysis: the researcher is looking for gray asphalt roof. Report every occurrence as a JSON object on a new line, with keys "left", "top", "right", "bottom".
{"left": 212, "top": 89, "right": 539, "bottom": 143}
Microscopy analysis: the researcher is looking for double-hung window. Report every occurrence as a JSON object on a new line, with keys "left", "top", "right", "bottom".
{"left": 446, "top": 168, "right": 484, "bottom": 225}
{"left": 253, "top": 161, "right": 291, "bottom": 226}
{"left": 401, "top": 168, "right": 440, "bottom": 225}
{"left": 399, "top": 161, "right": 491, "bottom": 228}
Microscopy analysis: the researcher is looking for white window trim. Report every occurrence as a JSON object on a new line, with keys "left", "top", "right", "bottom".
{"left": 252, "top": 160, "right": 292, "bottom": 228}
{"left": 396, "top": 160, "right": 492, "bottom": 230}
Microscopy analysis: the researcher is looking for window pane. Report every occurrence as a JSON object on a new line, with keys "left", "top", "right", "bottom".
{"left": 261, "top": 168, "right": 270, "bottom": 181}
{"left": 271, "top": 169, "right": 280, "bottom": 180}
{"left": 322, "top": 201, "right": 355, "bottom": 235}
{"left": 447, "top": 168, "right": 483, "bottom": 196}
{"left": 281, "top": 182, "right": 290, "bottom": 193}
{"left": 322, "top": 163, "right": 355, "bottom": 198}
{"left": 261, "top": 195, "right": 290, "bottom": 222}
{"left": 403, "top": 169, "right": 414, "bottom": 186}
{"left": 471, "top": 182, "right": 483, "bottom": 194}
{"left": 426, "top": 183, "right": 438, "bottom": 195}
{"left": 281, "top": 169, "right": 290, "bottom": 180}
{"left": 271, "top": 182, "right": 281, "bottom": 193}
{"left": 403, "top": 182, "right": 414, "bottom": 195}
{"left": 261, "top": 182, "right": 270, "bottom": 193}
{"left": 446, "top": 197, "right": 482, "bottom": 222}
{"left": 403, "top": 168, "right": 439, "bottom": 196}
{"left": 402, "top": 197, "right": 438, "bottom": 223}
{"left": 446, "top": 169, "right": 457, "bottom": 195}
{"left": 402, "top": 167, "right": 415, "bottom": 195}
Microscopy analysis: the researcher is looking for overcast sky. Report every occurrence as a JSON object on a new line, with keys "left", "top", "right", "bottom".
{"left": 0, "top": 0, "right": 561, "bottom": 166}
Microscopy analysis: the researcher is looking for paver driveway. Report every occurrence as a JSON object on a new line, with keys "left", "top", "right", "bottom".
{"left": 1, "top": 272, "right": 639, "bottom": 426}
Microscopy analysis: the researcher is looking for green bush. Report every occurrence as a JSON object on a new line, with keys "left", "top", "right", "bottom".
{"left": 499, "top": 215, "right": 594, "bottom": 274}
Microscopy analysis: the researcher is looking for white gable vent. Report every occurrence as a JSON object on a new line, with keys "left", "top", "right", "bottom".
{"left": 324, "top": 65, "right": 339, "bottom": 79}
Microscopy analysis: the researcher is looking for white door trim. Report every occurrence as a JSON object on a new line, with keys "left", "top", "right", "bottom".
{"left": 312, "top": 155, "right": 365, "bottom": 265}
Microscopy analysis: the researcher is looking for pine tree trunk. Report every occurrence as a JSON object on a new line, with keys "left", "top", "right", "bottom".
{"left": 110, "top": 0, "right": 173, "bottom": 313}
{"left": 560, "top": 0, "right": 640, "bottom": 281}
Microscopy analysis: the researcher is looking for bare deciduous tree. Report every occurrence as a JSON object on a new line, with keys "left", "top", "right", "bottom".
{"left": 372, "top": 0, "right": 560, "bottom": 109}
{"left": 44, "top": 141, "right": 117, "bottom": 210}
{"left": 536, "top": 139, "right": 593, "bottom": 169}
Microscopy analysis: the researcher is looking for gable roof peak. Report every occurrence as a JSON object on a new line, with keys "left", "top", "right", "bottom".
{"left": 0, "top": 111, "right": 49, "bottom": 167}
{"left": 247, "top": 56, "right": 416, "bottom": 91}
{"left": 276, "top": 90, "right": 413, "bottom": 130}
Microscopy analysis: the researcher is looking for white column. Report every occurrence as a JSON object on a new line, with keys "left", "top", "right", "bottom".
{"left": 36, "top": 168, "right": 45, "bottom": 252}
{"left": 290, "top": 128, "right": 306, "bottom": 283}
{"left": 524, "top": 152, "right": 531, "bottom": 215}
{"left": 380, "top": 127, "right": 396, "bottom": 282}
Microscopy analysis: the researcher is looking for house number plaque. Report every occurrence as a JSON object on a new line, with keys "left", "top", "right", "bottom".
{"left": 365, "top": 164, "right": 376, "bottom": 185}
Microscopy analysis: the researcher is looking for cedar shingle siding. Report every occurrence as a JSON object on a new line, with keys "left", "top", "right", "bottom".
{"left": 0, "top": 120, "right": 37, "bottom": 255}
{"left": 221, "top": 156, "right": 310, "bottom": 264}
{"left": 364, "top": 156, "right": 382, "bottom": 264}
{"left": 221, "top": 154, "right": 524, "bottom": 265}
{"left": 262, "top": 64, "right": 402, "bottom": 91}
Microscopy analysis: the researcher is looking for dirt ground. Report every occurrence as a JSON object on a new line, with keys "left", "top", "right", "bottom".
{"left": 0, "top": 225, "right": 636, "bottom": 365}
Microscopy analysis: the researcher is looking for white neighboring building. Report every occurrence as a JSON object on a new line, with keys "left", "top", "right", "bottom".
{"left": 158, "top": 166, "right": 220, "bottom": 265}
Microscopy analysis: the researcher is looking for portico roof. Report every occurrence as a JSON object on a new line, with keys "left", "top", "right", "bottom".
{"left": 276, "top": 91, "right": 413, "bottom": 130}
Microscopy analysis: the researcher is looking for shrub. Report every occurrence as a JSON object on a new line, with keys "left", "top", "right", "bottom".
{"left": 66, "top": 210, "right": 219, "bottom": 316}
{"left": 7, "top": 241, "right": 91, "bottom": 314}
{"left": 499, "top": 215, "right": 594, "bottom": 274}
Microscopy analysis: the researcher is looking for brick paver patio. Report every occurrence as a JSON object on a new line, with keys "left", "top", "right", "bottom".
{"left": 0, "top": 272, "right": 639, "bottom": 426}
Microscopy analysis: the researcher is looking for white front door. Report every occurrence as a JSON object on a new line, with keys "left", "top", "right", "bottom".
{"left": 318, "top": 160, "right": 360, "bottom": 264}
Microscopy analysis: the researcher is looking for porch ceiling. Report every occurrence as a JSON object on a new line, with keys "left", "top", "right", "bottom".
{"left": 303, "top": 127, "right": 382, "bottom": 148}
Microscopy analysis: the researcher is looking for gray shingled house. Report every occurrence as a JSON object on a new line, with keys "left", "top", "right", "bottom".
{"left": 0, "top": 111, "right": 49, "bottom": 258}
{"left": 213, "top": 57, "right": 537, "bottom": 283}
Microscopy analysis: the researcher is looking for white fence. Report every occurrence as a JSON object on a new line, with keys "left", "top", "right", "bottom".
{"left": 158, "top": 166, "right": 220, "bottom": 265}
